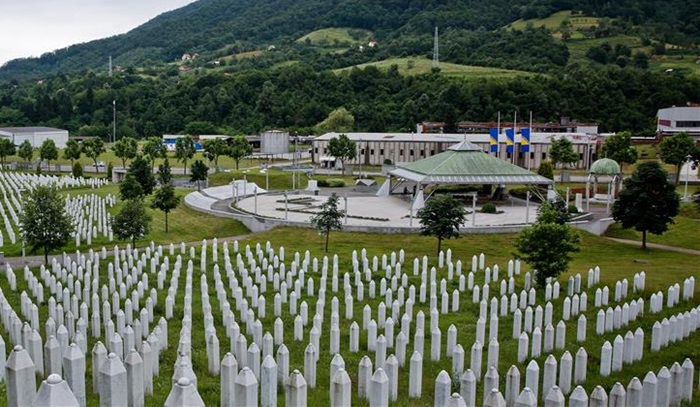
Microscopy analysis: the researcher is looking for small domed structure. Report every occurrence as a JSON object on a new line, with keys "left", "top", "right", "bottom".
{"left": 589, "top": 158, "right": 621, "bottom": 175}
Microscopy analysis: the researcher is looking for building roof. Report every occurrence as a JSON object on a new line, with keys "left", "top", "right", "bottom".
{"left": 316, "top": 132, "right": 596, "bottom": 145}
{"left": 590, "top": 158, "right": 621, "bottom": 175}
{"left": 0, "top": 127, "right": 66, "bottom": 134}
{"left": 390, "top": 140, "right": 553, "bottom": 185}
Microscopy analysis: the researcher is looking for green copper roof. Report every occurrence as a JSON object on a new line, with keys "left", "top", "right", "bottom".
{"left": 390, "top": 141, "right": 552, "bottom": 185}
{"left": 590, "top": 158, "right": 621, "bottom": 175}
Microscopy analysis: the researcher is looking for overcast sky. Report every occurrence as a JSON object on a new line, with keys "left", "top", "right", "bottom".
{"left": 0, "top": 0, "right": 197, "bottom": 65}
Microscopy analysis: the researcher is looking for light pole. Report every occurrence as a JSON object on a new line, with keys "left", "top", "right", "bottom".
{"left": 684, "top": 154, "right": 692, "bottom": 201}
{"left": 112, "top": 100, "right": 116, "bottom": 144}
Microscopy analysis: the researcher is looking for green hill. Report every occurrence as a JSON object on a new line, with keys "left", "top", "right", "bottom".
{"left": 297, "top": 28, "right": 373, "bottom": 46}
{"left": 335, "top": 57, "right": 533, "bottom": 79}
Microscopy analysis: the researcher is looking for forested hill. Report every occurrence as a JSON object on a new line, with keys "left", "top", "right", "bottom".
{"left": 1, "top": 0, "right": 698, "bottom": 82}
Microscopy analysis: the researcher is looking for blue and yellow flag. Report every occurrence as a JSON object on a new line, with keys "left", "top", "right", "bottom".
{"left": 489, "top": 128, "right": 498, "bottom": 153}
{"left": 505, "top": 128, "right": 514, "bottom": 153}
{"left": 520, "top": 128, "right": 530, "bottom": 153}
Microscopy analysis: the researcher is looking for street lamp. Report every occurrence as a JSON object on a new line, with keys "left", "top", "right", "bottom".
{"left": 683, "top": 154, "right": 693, "bottom": 201}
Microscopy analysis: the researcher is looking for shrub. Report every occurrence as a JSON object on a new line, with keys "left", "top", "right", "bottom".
{"left": 481, "top": 203, "right": 497, "bottom": 213}
{"left": 317, "top": 179, "right": 345, "bottom": 188}
{"left": 568, "top": 204, "right": 579, "bottom": 214}
{"left": 72, "top": 162, "right": 83, "bottom": 177}
{"left": 383, "top": 158, "right": 393, "bottom": 165}
{"left": 538, "top": 161, "right": 554, "bottom": 180}
{"left": 35, "top": 163, "right": 42, "bottom": 175}
{"left": 107, "top": 162, "right": 114, "bottom": 177}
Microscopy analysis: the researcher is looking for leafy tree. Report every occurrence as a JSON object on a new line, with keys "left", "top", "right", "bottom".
{"left": 315, "top": 107, "right": 355, "bottom": 134}
{"left": 190, "top": 160, "right": 208, "bottom": 191}
{"left": 112, "top": 198, "right": 152, "bottom": 247}
{"left": 72, "top": 162, "right": 83, "bottom": 177}
{"left": 151, "top": 183, "right": 179, "bottom": 232}
{"left": 515, "top": 215, "right": 581, "bottom": 287}
{"left": 227, "top": 135, "right": 253, "bottom": 170}
{"left": 143, "top": 137, "right": 166, "bottom": 170}
{"left": 612, "top": 161, "right": 680, "bottom": 249}
{"left": 185, "top": 121, "right": 217, "bottom": 135}
{"left": 81, "top": 137, "right": 105, "bottom": 173}
{"left": 549, "top": 137, "right": 579, "bottom": 168}
{"left": 203, "top": 138, "right": 229, "bottom": 169}
{"left": 538, "top": 200, "right": 570, "bottom": 225}
{"left": 537, "top": 161, "right": 554, "bottom": 180}
{"left": 20, "top": 185, "right": 73, "bottom": 264}
{"left": 39, "top": 139, "right": 58, "bottom": 168}
{"left": 18, "top": 140, "right": 33, "bottom": 163}
{"left": 602, "top": 131, "right": 638, "bottom": 167}
{"left": 63, "top": 138, "right": 82, "bottom": 166}
{"left": 661, "top": 132, "right": 697, "bottom": 185}
{"left": 327, "top": 134, "right": 357, "bottom": 176}
{"left": 310, "top": 193, "right": 344, "bottom": 252}
{"left": 127, "top": 154, "right": 156, "bottom": 195}
{"left": 119, "top": 174, "right": 144, "bottom": 200}
{"left": 112, "top": 137, "right": 138, "bottom": 169}
{"left": 158, "top": 158, "right": 173, "bottom": 185}
{"left": 0, "top": 138, "right": 16, "bottom": 168}
{"left": 416, "top": 194, "right": 467, "bottom": 254}
{"left": 175, "top": 135, "right": 196, "bottom": 175}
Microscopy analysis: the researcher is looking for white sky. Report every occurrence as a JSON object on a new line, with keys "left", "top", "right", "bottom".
{"left": 0, "top": 0, "right": 197, "bottom": 65}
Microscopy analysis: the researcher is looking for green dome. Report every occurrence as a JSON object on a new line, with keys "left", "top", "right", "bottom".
{"left": 590, "top": 158, "right": 621, "bottom": 175}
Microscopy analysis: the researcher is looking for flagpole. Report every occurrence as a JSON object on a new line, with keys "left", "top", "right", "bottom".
{"left": 528, "top": 110, "right": 533, "bottom": 171}
{"left": 512, "top": 111, "right": 517, "bottom": 165}
{"left": 496, "top": 111, "right": 501, "bottom": 158}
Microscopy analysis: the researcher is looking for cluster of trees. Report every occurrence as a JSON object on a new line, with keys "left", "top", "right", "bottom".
{"left": 1, "top": 62, "right": 698, "bottom": 139}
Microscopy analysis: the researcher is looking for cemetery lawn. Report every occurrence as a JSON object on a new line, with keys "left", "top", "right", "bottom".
{"left": 1, "top": 185, "right": 250, "bottom": 258}
{"left": 604, "top": 204, "right": 700, "bottom": 251}
{"left": 2, "top": 225, "right": 700, "bottom": 405}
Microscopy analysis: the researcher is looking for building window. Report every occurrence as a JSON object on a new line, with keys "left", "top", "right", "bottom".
{"left": 360, "top": 148, "right": 365, "bottom": 155}
{"left": 420, "top": 150, "right": 425, "bottom": 157}
{"left": 676, "top": 121, "right": 700, "bottom": 128}
{"left": 541, "top": 152, "right": 547, "bottom": 160}
{"left": 430, "top": 150, "right": 435, "bottom": 155}
{"left": 507, "top": 153, "right": 511, "bottom": 159}
{"left": 579, "top": 153, "right": 584, "bottom": 160}
{"left": 400, "top": 149, "right": 404, "bottom": 155}
{"left": 410, "top": 149, "right": 414, "bottom": 156}
{"left": 314, "top": 147, "right": 318, "bottom": 154}
{"left": 530, "top": 152, "right": 535, "bottom": 159}
{"left": 380, "top": 149, "right": 384, "bottom": 155}
{"left": 370, "top": 149, "right": 375, "bottom": 155}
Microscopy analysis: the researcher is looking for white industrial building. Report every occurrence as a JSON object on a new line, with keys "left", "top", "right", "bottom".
{"left": 313, "top": 131, "right": 599, "bottom": 170}
{"left": 0, "top": 127, "right": 69, "bottom": 148}
{"left": 657, "top": 106, "right": 700, "bottom": 139}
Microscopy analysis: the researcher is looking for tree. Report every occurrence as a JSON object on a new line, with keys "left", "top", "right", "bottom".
{"left": 612, "top": 161, "right": 680, "bottom": 249}
{"left": 81, "top": 138, "right": 105, "bottom": 173}
{"left": 602, "top": 131, "right": 638, "bottom": 168}
{"left": 661, "top": 132, "right": 697, "bottom": 185}
{"left": 538, "top": 200, "right": 570, "bottom": 225}
{"left": 112, "top": 198, "right": 152, "bottom": 247}
{"left": 515, "top": 217, "right": 581, "bottom": 287}
{"left": 151, "top": 183, "right": 179, "bottom": 232}
{"left": 315, "top": 107, "right": 355, "bottom": 134}
{"left": 537, "top": 161, "right": 554, "bottom": 180}
{"left": 549, "top": 137, "right": 579, "bottom": 168}
{"left": 18, "top": 140, "right": 33, "bottom": 164}
{"left": 190, "top": 160, "right": 208, "bottom": 191}
{"left": 63, "top": 138, "right": 82, "bottom": 166}
{"left": 112, "top": 137, "right": 138, "bottom": 169}
{"left": 416, "top": 194, "right": 467, "bottom": 254}
{"left": 310, "top": 193, "right": 344, "bottom": 252}
{"left": 203, "top": 138, "right": 229, "bottom": 169}
{"left": 175, "top": 135, "right": 196, "bottom": 175}
{"left": 158, "top": 158, "right": 173, "bottom": 185}
{"left": 143, "top": 137, "right": 166, "bottom": 170}
{"left": 127, "top": 154, "right": 156, "bottom": 195}
{"left": 20, "top": 185, "right": 73, "bottom": 264}
{"left": 39, "top": 139, "right": 58, "bottom": 168}
{"left": 227, "top": 135, "right": 252, "bottom": 170}
{"left": 0, "top": 138, "right": 16, "bottom": 168}
{"left": 120, "top": 174, "right": 144, "bottom": 200}
{"left": 327, "top": 134, "right": 357, "bottom": 175}
{"left": 184, "top": 121, "right": 217, "bottom": 135}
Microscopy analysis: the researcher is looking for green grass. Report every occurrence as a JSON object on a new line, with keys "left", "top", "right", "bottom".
{"left": 649, "top": 56, "right": 700, "bottom": 77}
{"left": 565, "top": 35, "right": 648, "bottom": 61}
{"left": 604, "top": 204, "right": 700, "bottom": 251}
{"left": 297, "top": 28, "right": 373, "bottom": 46}
{"left": 0, "top": 227, "right": 699, "bottom": 405}
{"left": 334, "top": 57, "right": 534, "bottom": 79}
{"left": 508, "top": 11, "right": 601, "bottom": 32}
{"left": 209, "top": 168, "right": 385, "bottom": 191}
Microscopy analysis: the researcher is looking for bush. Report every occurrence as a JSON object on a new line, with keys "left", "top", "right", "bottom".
{"left": 538, "top": 161, "right": 554, "bottom": 180}
{"left": 72, "top": 162, "right": 83, "bottom": 178}
{"left": 383, "top": 158, "right": 393, "bottom": 165}
{"left": 481, "top": 203, "right": 497, "bottom": 213}
{"left": 317, "top": 179, "right": 345, "bottom": 188}
{"left": 35, "top": 163, "right": 42, "bottom": 175}
{"left": 107, "top": 162, "right": 114, "bottom": 177}
{"left": 568, "top": 204, "right": 579, "bottom": 214}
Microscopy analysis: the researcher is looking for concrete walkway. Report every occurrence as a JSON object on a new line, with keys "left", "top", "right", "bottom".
{"left": 604, "top": 237, "right": 700, "bottom": 255}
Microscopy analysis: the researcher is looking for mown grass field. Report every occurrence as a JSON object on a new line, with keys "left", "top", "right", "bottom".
{"left": 605, "top": 204, "right": 700, "bottom": 251}
{"left": 335, "top": 57, "right": 534, "bottom": 79}
{"left": 297, "top": 28, "right": 373, "bottom": 46}
{"left": 0, "top": 226, "right": 699, "bottom": 405}
{"left": 508, "top": 10, "right": 601, "bottom": 32}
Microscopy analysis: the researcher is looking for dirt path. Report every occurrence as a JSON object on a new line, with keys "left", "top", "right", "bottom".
{"left": 605, "top": 237, "right": 700, "bottom": 256}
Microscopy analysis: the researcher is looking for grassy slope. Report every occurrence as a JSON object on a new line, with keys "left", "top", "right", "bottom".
{"left": 296, "top": 28, "right": 372, "bottom": 45}
{"left": 0, "top": 227, "right": 698, "bottom": 405}
{"left": 605, "top": 204, "right": 700, "bottom": 251}
{"left": 335, "top": 57, "right": 533, "bottom": 79}
{"left": 508, "top": 11, "right": 601, "bottom": 31}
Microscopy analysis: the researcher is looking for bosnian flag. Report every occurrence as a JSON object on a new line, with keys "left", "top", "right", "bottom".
{"left": 489, "top": 128, "right": 498, "bottom": 153}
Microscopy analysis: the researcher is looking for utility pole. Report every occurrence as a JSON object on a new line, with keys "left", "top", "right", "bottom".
{"left": 112, "top": 100, "right": 116, "bottom": 143}
{"left": 432, "top": 27, "right": 439, "bottom": 71}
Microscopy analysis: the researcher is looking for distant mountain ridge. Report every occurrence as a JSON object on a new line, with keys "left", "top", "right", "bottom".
{"left": 1, "top": 0, "right": 698, "bottom": 82}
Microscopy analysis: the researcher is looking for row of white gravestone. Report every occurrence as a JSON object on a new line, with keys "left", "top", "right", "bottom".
{"left": 650, "top": 306, "right": 700, "bottom": 352}
{"left": 594, "top": 300, "right": 644, "bottom": 335}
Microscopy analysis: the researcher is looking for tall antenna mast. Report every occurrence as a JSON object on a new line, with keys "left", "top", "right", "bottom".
{"left": 109, "top": 56, "right": 113, "bottom": 77}
{"left": 432, "top": 27, "right": 439, "bottom": 70}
